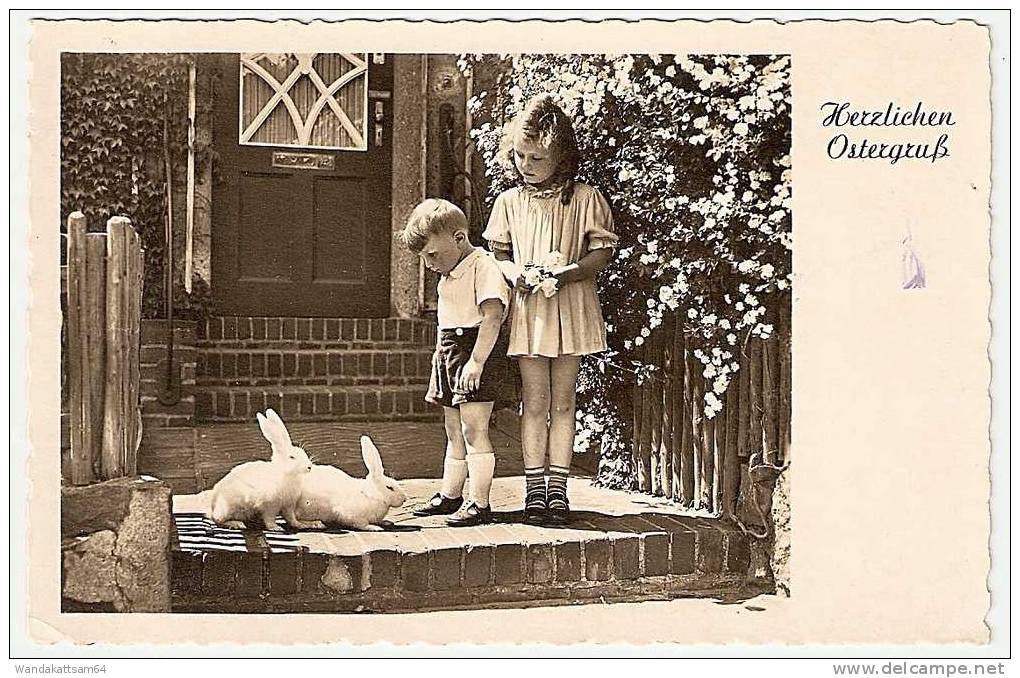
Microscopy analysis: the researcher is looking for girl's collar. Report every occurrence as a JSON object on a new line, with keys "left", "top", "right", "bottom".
{"left": 521, "top": 179, "right": 565, "bottom": 200}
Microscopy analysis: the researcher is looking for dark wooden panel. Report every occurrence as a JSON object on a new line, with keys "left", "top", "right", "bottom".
{"left": 238, "top": 172, "right": 298, "bottom": 282}
{"left": 312, "top": 176, "right": 366, "bottom": 283}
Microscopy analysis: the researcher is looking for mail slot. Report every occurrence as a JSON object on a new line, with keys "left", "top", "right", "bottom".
{"left": 271, "top": 151, "right": 336, "bottom": 171}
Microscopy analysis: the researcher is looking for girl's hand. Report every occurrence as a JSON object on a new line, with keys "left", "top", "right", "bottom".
{"left": 552, "top": 263, "right": 581, "bottom": 286}
{"left": 457, "top": 359, "right": 484, "bottom": 393}
{"left": 513, "top": 272, "right": 535, "bottom": 293}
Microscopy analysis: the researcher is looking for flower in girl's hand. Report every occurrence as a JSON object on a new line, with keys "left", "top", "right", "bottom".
{"left": 522, "top": 264, "right": 546, "bottom": 289}
{"left": 521, "top": 253, "right": 564, "bottom": 298}
{"left": 537, "top": 277, "right": 559, "bottom": 298}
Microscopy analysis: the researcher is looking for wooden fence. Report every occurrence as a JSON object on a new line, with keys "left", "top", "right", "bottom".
{"left": 64, "top": 212, "right": 145, "bottom": 485}
{"left": 631, "top": 300, "right": 791, "bottom": 517}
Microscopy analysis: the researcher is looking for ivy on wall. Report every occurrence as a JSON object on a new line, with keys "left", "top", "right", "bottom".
{"left": 60, "top": 53, "right": 215, "bottom": 318}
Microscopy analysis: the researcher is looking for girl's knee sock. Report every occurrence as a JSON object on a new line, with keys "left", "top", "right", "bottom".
{"left": 525, "top": 465, "right": 546, "bottom": 509}
{"left": 440, "top": 456, "right": 468, "bottom": 499}
{"left": 547, "top": 464, "right": 570, "bottom": 510}
{"left": 466, "top": 451, "right": 495, "bottom": 508}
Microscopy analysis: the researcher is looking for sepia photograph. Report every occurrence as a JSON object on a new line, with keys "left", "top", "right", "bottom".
{"left": 58, "top": 50, "right": 792, "bottom": 614}
{"left": 18, "top": 13, "right": 1001, "bottom": 656}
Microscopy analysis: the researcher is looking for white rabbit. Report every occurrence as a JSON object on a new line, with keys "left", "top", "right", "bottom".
{"left": 204, "top": 408, "right": 322, "bottom": 532}
{"left": 297, "top": 435, "right": 407, "bottom": 531}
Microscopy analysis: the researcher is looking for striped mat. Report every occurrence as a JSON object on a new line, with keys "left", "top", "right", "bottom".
{"left": 172, "top": 512, "right": 305, "bottom": 554}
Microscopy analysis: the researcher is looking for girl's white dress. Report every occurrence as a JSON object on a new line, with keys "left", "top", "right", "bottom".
{"left": 483, "top": 182, "right": 618, "bottom": 358}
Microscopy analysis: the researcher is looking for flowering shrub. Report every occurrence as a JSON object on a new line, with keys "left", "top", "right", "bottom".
{"left": 461, "top": 54, "right": 792, "bottom": 487}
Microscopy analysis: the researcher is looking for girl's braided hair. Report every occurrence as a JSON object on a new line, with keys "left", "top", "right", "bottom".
{"left": 499, "top": 93, "right": 581, "bottom": 205}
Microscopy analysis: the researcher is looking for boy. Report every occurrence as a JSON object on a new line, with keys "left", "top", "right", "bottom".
{"left": 397, "top": 199, "right": 510, "bottom": 527}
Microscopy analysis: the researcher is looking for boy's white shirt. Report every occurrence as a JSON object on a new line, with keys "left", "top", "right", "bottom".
{"left": 436, "top": 247, "right": 511, "bottom": 329}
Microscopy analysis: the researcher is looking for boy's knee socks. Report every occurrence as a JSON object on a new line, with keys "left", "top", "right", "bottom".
{"left": 467, "top": 452, "right": 495, "bottom": 508}
{"left": 440, "top": 456, "right": 468, "bottom": 499}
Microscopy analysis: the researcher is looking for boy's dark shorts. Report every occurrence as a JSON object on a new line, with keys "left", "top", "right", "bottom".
{"left": 426, "top": 326, "right": 509, "bottom": 408}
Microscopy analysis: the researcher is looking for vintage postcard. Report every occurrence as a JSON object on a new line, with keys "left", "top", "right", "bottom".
{"left": 15, "top": 13, "right": 1005, "bottom": 651}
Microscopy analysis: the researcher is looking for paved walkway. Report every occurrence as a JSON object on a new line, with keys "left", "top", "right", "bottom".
{"left": 172, "top": 417, "right": 749, "bottom": 614}
{"left": 193, "top": 409, "right": 597, "bottom": 490}
{"left": 171, "top": 477, "right": 746, "bottom": 613}
{"left": 174, "top": 476, "right": 717, "bottom": 555}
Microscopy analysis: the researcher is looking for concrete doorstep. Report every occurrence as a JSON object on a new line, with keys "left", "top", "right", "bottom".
{"left": 170, "top": 478, "right": 759, "bottom": 614}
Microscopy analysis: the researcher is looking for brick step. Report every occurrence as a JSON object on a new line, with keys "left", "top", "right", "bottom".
{"left": 195, "top": 347, "right": 434, "bottom": 385}
{"left": 196, "top": 340, "right": 435, "bottom": 351}
{"left": 194, "top": 384, "right": 440, "bottom": 422}
{"left": 169, "top": 478, "right": 758, "bottom": 614}
{"left": 198, "top": 375, "right": 430, "bottom": 388}
{"left": 197, "top": 317, "right": 437, "bottom": 347}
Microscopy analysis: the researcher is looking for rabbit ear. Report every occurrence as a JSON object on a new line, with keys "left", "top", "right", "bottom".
{"left": 256, "top": 412, "right": 272, "bottom": 440}
{"left": 257, "top": 409, "right": 291, "bottom": 447}
{"left": 360, "top": 435, "right": 383, "bottom": 477}
{"left": 266, "top": 408, "right": 293, "bottom": 445}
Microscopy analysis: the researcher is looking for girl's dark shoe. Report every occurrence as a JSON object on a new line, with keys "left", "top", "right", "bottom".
{"left": 412, "top": 493, "right": 463, "bottom": 517}
{"left": 522, "top": 496, "right": 550, "bottom": 525}
{"left": 522, "top": 507, "right": 549, "bottom": 525}
{"left": 446, "top": 501, "right": 492, "bottom": 527}
{"left": 545, "top": 492, "right": 571, "bottom": 526}
{"left": 544, "top": 504, "right": 571, "bottom": 526}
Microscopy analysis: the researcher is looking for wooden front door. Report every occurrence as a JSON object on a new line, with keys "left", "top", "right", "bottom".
{"left": 212, "top": 53, "right": 392, "bottom": 317}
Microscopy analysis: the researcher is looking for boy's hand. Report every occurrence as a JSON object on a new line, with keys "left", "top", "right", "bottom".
{"left": 457, "top": 358, "right": 484, "bottom": 393}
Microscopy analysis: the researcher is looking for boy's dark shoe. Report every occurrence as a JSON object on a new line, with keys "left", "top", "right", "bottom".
{"left": 446, "top": 501, "right": 492, "bottom": 527}
{"left": 412, "top": 493, "right": 463, "bottom": 517}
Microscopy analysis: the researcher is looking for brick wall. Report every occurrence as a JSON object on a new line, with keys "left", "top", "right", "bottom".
{"left": 139, "top": 320, "right": 197, "bottom": 428}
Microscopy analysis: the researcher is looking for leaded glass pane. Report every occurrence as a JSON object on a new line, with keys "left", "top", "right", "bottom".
{"left": 239, "top": 53, "right": 368, "bottom": 150}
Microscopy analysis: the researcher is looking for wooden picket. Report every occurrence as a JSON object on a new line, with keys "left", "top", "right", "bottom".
{"left": 630, "top": 297, "right": 791, "bottom": 517}
{"left": 65, "top": 212, "right": 144, "bottom": 485}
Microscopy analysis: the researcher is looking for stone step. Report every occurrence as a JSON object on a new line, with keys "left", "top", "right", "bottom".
{"left": 195, "top": 347, "right": 434, "bottom": 386}
{"left": 169, "top": 478, "right": 758, "bottom": 613}
{"left": 194, "top": 384, "right": 440, "bottom": 423}
{"left": 197, "top": 317, "right": 437, "bottom": 347}
{"left": 138, "top": 427, "right": 198, "bottom": 495}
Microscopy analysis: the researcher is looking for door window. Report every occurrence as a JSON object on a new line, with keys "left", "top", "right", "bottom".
{"left": 239, "top": 53, "right": 368, "bottom": 150}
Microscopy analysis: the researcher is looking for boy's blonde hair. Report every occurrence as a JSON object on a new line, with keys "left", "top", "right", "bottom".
{"left": 397, "top": 198, "right": 469, "bottom": 253}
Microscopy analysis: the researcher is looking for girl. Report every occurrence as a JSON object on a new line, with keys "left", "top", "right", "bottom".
{"left": 483, "top": 93, "right": 618, "bottom": 525}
